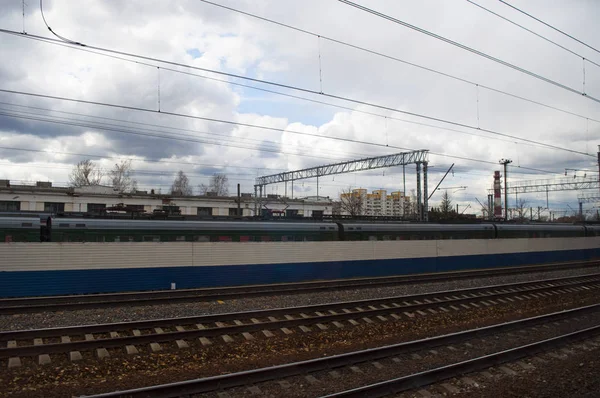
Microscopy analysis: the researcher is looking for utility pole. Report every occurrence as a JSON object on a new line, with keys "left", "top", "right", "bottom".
{"left": 499, "top": 159, "right": 512, "bottom": 221}
{"left": 416, "top": 162, "right": 422, "bottom": 221}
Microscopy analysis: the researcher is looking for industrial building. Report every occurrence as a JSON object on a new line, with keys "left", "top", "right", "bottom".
{"left": 0, "top": 180, "right": 334, "bottom": 218}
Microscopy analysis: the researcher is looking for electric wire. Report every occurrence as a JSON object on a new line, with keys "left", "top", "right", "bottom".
{"left": 0, "top": 104, "right": 371, "bottom": 161}
{"left": 466, "top": 0, "right": 600, "bottom": 68}
{"left": 0, "top": 109, "right": 359, "bottom": 163}
{"left": 0, "top": 29, "right": 594, "bottom": 158}
{"left": 3, "top": 34, "right": 565, "bottom": 151}
{"left": 337, "top": 0, "right": 600, "bottom": 103}
{"left": 498, "top": 0, "right": 600, "bottom": 56}
{"left": 0, "top": 89, "right": 564, "bottom": 176}
{"left": 0, "top": 146, "right": 285, "bottom": 172}
{"left": 197, "top": 0, "right": 600, "bottom": 125}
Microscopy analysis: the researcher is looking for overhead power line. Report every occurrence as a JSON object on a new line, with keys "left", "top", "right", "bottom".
{"left": 0, "top": 88, "right": 563, "bottom": 175}
{"left": 337, "top": 0, "right": 599, "bottom": 103}
{"left": 0, "top": 109, "right": 358, "bottom": 163}
{"left": 498, "top": 0, "right": 600, "bottom": 56}
{"left": 6, "top": 33, "right": 581, "bottom": 152}
{"left": 0, "top": 29, "right": 594, "bottom": 157}
{"left": 466, "top": 0, "right": 600, "bottom": 67}
{"left": 0, "top": 103, "right": 370, "bottom": 162}
{"left": 197, "top": 0, "right": 600, "bottom": 125}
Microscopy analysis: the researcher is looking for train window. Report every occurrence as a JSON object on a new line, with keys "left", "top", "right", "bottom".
{"left": 194, "top": 235, "right": 210, "bottom": 242}
{"left": 218, "top": 236, "right": 233, "bottom": 242}
{"left": 356, "top": 227, "right": 362, "bottom": 230}
{"left": 281, "top": 236, "right": 291, "bottom": 242}
{"left": 240, "top": 236, "right": 251, "bottom": 242}
{"left": 383, "top": 235, "right": 391, "bottom": 241}
{"left": 75, "top": 224, "right": 86, "bottom": 228}
{"left": 319, "top": 227, "right": 326, "bottom": 230}
{"left": 143, "top": 236, "right": 160, "bottom": 242}
{"left": 368, "top": 236, "right": 377, "bottom": 241}
{"left": 114, "top": 236, "right": 120, "bottom": 242}
{"left": 59, "top": 223, "right": 69, "bottom": 227}
{"left": 261, "top": 236, "right": 271, "bottom": 242}
{"left": 21, "top": 222, "right": 33, "bottom": 227}
{"left": 176, "top": 236, "right": 186, "bottom": 241}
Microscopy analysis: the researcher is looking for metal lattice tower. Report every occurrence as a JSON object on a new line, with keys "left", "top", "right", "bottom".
{"left": 254, "top": 150, "right": 429, "bottom": 219}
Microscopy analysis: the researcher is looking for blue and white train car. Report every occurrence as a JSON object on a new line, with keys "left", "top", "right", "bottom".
{"left": 0, "top": 234, "right": 599, "bottom": 297}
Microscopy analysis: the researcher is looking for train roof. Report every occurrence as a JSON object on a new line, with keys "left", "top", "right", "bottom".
{"left": 341, "top": 223, "right": 495, "bottom": 231}
{"left": 51, "top": 218, "right": 337, "bottom": 231}
{"left": 0, "top": 216, "right": 41, "bottom": 229}
{"left": 495, "top": 223, "right": 585, "bottom": 231}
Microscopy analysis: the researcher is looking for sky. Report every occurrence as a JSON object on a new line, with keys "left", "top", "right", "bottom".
{"left": 0, "top": 0, "right": 599, "bottom": 218}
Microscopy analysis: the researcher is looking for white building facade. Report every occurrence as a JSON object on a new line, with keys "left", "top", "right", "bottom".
{"left": 0, "top": 180, "right": 333, "bottom": 218}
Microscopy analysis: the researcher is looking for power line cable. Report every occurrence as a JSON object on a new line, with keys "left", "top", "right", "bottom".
{"left": 197, "top": 0, "right": 600, "bottom": 124}
{"left": 466, "top": 0, "right": 600, "bottom": 67}
{"left": 498, "top": 0, "right": 600, "bottom": 56}
{"left": 0, "top": 89, "right": 564, "bottom": 176}
{"left": 1, "top": 35, "right": 565, "bottom": 151}
{"left": 337, "top": 0, "right": 599, "bottom": 103}
{"left": 0, "top": 30, "right": 594, "bottom": 157}
{"left": 0, "top": 109, "right": 358, "bottom": 163}
{"left": 0, "top": 104, "right": 370, "bottom": 161}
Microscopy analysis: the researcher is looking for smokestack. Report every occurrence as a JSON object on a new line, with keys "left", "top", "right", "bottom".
{"left": 494, "top": 171, "right": 502, "bottom": 219}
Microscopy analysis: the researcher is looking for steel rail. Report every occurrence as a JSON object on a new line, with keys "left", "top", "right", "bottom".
{"left": 79, "top": 303, "right": 600, "bottom": 398}
{"left": 1, "top": 259, "right": 598, "bottom": 314}
{"left": 2, "top": 271, "right": 598, "bottom": 340}
{"left": 324, "top": 326, "right": 600, "bottom": 397}
{"left": 1, "top": 273, "right": 599, "bottom": 358}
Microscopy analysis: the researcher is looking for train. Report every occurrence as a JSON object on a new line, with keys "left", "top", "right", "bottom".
{"left": 2, "top": 214, "right": 600, "bottom": 243}
{"left": 1, "top": 214, "right": 600, "bottom": 297}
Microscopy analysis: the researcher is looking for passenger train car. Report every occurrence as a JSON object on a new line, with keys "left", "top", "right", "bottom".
{"left": 1, "top": 215, "right": 599, "bottom": 243}
{"left": 1, "top": 215, "right": 599, "bottom": 297}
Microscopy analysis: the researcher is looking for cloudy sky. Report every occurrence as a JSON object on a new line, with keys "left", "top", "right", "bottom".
{"left": 0, "top": 0, "right": 599, "bottom": 217}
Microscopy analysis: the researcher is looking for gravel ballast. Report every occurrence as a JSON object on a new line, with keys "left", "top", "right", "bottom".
{"left": 2, "top": 266, "right": 600, "bottom": 331}
{"left": 1, "top": 287, "right": 599, "bottom": 397}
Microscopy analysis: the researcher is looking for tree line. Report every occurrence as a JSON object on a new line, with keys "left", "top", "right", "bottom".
{"left": 69, "top": 159, "right": 228, "bottom": 196}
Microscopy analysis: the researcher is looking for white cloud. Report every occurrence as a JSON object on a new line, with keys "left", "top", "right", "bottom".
{"left": 0, "top": 0, "right": 598, "bottom": 215}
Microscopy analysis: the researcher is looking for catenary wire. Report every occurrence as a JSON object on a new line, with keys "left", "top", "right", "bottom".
{"left": 0, "top": 110, "right": 361, "bottom": 163}
{"left": 0, "top": 145, "right": 286, "bottom": 172}
{"left": 0, "top": 105, "right": 371, "bottom": 161}
{"left": 197, "top": 0, "right": 600, "bottom": 124}
{"left": 337, "top": 0, "right": 599, "bottom": 103}
{"left": 498, "top": 0, "right": 600, "bottom": 56}
{"left": 466, "top": 0, "right": 600, "bottom": 68}
{"left": 0, "top": 29, "right": 594, "bottom": 158}
{"left": 1, "top": 35, "right": 565, "bottom": 151}
{"left": 0, "top": 89, "right": 564, "bottom": 176}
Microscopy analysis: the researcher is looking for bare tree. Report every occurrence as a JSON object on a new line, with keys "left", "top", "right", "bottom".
{"left": 339, "top": 187, "right": 364, "bottom": 217}
{"left": 171, "top": 170, "right": 193, "bottom": 196}
{"left": 110, "top": 160, "right": 138, "bottom": 193}
{"left": 440, "top": 191, "right": 453, "bottom": 218}
{"left": 69, "top": 159, "right": 103, "bottom": 187}
{"left": 198, "top": 173, "right": 229, "bottom": 196}
{"left": 514, "top": 198, "right": 528, "bottom": 221}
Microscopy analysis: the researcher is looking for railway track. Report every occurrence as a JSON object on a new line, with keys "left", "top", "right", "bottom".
{"left": 78, "top": 302, "right": 600, "bottom": 398}
{"left": 0, "top": 259, "right": 598, "bottom": 314}
{"left": 2, "top": 272, "right": 600, "bottom": 368}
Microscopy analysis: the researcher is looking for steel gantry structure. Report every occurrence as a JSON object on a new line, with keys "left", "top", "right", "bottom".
{"left": 254, "top": 150, "right": 430, "bottom": 220}
{"left": 578, "top": 193, "right": 600, "bottom": 204}
{"left": 505, "top": 177, "right": 600, "bottom": 194}
{"left": 488, "top": 176, "right": 600, "bottom": 212}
